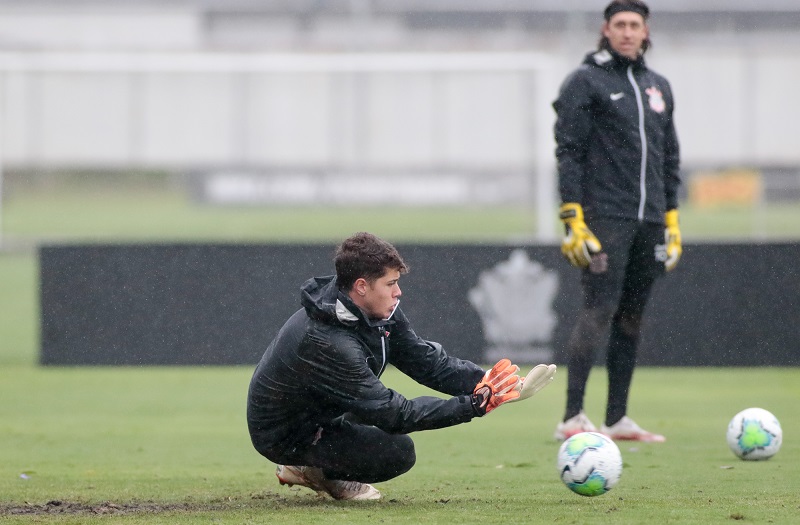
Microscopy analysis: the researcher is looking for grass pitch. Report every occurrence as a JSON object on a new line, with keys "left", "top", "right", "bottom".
{"left": 0, "top": 365, "right": 797, "bottom": 524}
{"left": 1, "top": 187, "right": 799, "bottom": 523}
{"left": 3, "top": 184, "right": 800, "bottom": 245}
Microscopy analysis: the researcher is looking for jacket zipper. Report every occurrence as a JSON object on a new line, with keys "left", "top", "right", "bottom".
{"left": 378, "top": 329, "right": 388, "bottom": 377}
{"left": 627, "top": 65, "right": 647, "bottom": 221}
{"left": 377, "top": 302, "right": 398, "bottom": 377}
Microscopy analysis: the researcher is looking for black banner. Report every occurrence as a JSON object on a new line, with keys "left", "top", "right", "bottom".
{"left": 39, "top": 242, "right": 800, "bottom": 366}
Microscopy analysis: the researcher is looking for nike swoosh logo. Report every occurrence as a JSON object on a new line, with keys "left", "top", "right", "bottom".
{"left": 610, "top": 92, "right": 625, "bottom": 101}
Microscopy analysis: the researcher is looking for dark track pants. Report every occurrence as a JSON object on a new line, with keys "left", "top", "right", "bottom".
{"left": 255, "top": 415, "right": 416, "bottom": 484}
{"left": 564, "top": 218, "right": 666, "bottom": 427}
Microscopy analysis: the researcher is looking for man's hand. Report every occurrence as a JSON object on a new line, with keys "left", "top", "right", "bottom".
{"left": 471, "top": 359, "right": 521, "bottom": 416}
{"left": 664, "top": 209, "right": 682, "bottom": 271}
{"left": 559, "top": 203, "right": 602, "bottom": 268}
{"left": 509, "top": 364, "right": 557, "bottom": 403}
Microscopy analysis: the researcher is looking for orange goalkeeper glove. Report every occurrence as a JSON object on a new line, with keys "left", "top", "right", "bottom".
{"left": 664, "top": 209, "right": 682, "bottom": 271}
{"left": 508, "top": 364, "right": 557, "bottom": 403}
{"left": 471, "top": 359, "right": 521, "bottom": 416}
{"left": 559, "top": 203, "right": 602, "bottom": 268}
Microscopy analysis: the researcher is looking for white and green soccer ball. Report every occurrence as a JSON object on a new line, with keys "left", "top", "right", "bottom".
{"left": 557, "top": 431, "right": 622, "bottom": 497}
{"left": 726, "top": 408, "right": 782, "bottom": 460}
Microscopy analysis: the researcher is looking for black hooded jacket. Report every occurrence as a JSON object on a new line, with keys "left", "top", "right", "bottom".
{"left": 553, "top": 48, "right": 681, "bottom": 224}
{"left": 246, "top": 275, "right": 485, "bottom": 457}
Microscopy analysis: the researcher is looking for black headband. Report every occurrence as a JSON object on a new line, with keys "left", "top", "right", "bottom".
{"left": 604, "top": 2, "right": 649, "bottom": 21}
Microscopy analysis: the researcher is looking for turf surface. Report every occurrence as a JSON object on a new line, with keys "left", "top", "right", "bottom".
{"left": 1, "top": 187, "right": 799, "bottom": 523}
{"left": 0, "top": 365, "right": 797, "bottom": 524}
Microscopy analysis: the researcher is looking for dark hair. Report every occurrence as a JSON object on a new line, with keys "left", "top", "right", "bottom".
{"left": 334, "top": 232, "right": 409, "bottom": 291}
{"left": 598, "top": 0, "right": 651, "bottom": 55}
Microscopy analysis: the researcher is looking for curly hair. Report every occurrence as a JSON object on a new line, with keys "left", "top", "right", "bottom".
{"left": 334, "top": 232, "right": 409, "bottom": 291}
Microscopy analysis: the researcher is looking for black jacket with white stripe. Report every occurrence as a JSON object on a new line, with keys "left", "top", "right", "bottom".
{"left": 553, "top": 47, "right": 681, "bottom": 224}
{"left": 246, "top": 275, "right": 484, "bottom": 458}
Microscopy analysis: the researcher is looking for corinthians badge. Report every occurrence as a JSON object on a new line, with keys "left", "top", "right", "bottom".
{"left": 646, "top": 86, "right": 665, "bottom": 113}
{"left": 468, "top": 249, "right": 558, "bottom": 363}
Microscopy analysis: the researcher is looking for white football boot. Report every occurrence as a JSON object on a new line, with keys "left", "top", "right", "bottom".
{"left": 601, "top": 416, "right": 666, "bottom": 443}
{"left": 554, "top": 411, "right": 598, "bottom": 441}
{"left": 276, "top": 465, "right": 381, "bottom": 501}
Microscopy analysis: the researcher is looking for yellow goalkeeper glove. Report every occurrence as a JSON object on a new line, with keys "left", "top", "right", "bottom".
{"left": 559, "top": 203, "right": 602, "bottom": 268}
{"left": 664, "top": 209, "right": 682, "bottom": 271}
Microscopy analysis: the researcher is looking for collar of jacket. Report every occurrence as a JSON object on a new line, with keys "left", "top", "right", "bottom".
{"left": 334, "top": 292, "right": 397, "bottom": 330}
{"left": 300, "top": 274, "right": 395, "bottom": 329}
{"left": 588, "top": 46, "right": 646, "bottom": 71}
{"left": 335, "top": 299, "right": 359, "bottom": 323}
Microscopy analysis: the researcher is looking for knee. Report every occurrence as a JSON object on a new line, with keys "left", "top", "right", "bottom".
{"left": 577, "top": 305, "right": 615, "bottom": 337}
{"left": 384, "top": 435, "right": 416, "bottom": 478}
{"left": 615, "top": 312, "right": 643, "bottom": 338}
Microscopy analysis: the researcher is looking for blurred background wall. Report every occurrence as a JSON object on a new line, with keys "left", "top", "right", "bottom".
{"left": 1, "top": 0, "right": 799, "bottom": 238}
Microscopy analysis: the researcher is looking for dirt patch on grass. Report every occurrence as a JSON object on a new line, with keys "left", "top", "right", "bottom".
{"left": 0, "top": 500, "right": 217, "bottom": 516}
{"left": 0, "top": 494, "right": 292, "bottom": 516}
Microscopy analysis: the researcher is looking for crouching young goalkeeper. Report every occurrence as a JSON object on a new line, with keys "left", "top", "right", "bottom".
{"left": 246, "top": 232, "right": 556, "bottom": 501}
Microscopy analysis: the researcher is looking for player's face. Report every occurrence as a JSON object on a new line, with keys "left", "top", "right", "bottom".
{"left": 354, "top": 269, "right": 402, "bottom": 320}
{"left": 603, "top": 12, "right": 648, "bottom": 60}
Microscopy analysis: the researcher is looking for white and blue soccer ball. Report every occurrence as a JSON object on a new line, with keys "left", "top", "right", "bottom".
{"left": 726, "top": 408, "right": 782, "bottom": 461}
{"left": 557, "top": 432, "right": 622, "bottom": 497}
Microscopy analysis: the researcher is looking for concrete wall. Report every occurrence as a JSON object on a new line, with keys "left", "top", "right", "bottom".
{"left": 2, "top": 49, "right": 800, "bottom": 173}
{"left": 1, "top": 3, "right": 799, "bottom": 174}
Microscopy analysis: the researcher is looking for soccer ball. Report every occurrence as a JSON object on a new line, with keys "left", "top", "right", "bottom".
{"left": 557, "top": 432, "right": 622, "bottom": 497}
{"left": 726, "top": 408, "right": 782, "bottom": 460}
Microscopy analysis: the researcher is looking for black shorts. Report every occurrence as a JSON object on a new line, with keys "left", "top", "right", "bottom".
{"left": 581, "top": 217, "right": 666, "bottom": 311}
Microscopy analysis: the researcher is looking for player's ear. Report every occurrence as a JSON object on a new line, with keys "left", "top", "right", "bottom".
{"left": 354, "top": 278, "right": 368, "bottom": 297}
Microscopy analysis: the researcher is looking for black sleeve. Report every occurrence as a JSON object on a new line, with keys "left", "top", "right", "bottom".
{"left": 308, "top": 330, "right": 478, "bottom": 435}
{"left": 387, "top": 308, "right": 485, "bottom": 396}
{"left": 553, "top": 68, "right": 594, "bottom": 204}
{"left": 661, "top": 79, "right": 681, "bottom": 211}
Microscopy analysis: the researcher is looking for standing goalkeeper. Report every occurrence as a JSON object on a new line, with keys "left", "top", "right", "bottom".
{"left": 247, "top": 232, "right": 556, "bottom": 500}
{"left": 552, "top": 0, "right": 681, "bottom": 442}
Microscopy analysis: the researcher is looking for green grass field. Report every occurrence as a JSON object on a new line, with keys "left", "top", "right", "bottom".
{"left": 3, "top": 187, "right": 800, "bottom": 245}
{"left": 1, "top": 366, "right": 797, "bottom": 524}
{"left": 1, "top": 186, "right": 799, "bottom": 523}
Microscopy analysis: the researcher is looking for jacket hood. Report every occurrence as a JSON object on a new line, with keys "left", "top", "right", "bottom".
{"left": 300, "top": 275, "right": 393, "bottom": 328}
